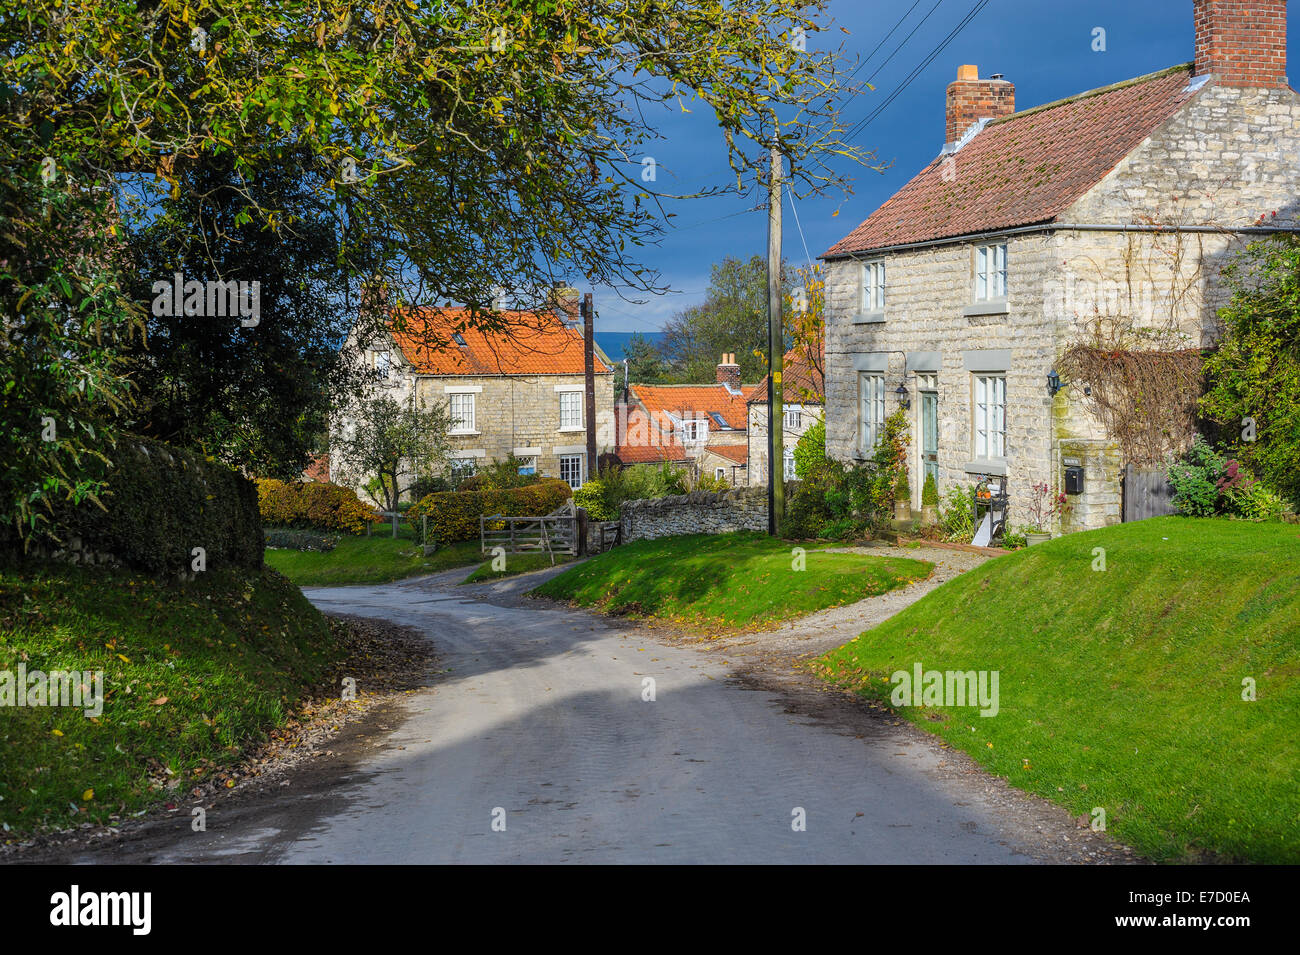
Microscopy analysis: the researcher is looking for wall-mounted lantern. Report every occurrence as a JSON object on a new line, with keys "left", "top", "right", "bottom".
{"left": 895, "top": 380, "right": 911, "bottom": 410}
{"left": 1047, "top": 368, "right": 1063, "bottom": 397}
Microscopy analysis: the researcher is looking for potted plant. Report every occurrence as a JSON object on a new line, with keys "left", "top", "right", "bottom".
{"left": 920, "top": 473, "right": 939, "bottom": 525}
{"left": 893, "top": 470, "right": 912, "bottom": 521}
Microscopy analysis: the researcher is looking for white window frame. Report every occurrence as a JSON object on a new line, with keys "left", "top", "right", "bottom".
{"left": 858, "top": 372, "right": 886, "bottom": 454}
{"left": 714, "top": 467, "right": 727, "bottom": 482}
{"left": 782, "top": 447, "right": 797, "bottom": 481}
{"left": 559, "top": 454, "right": 585, "bottom": 490}
{"left": 449, "top": 457, "right": 476, "bottom": 480}
{"left": 559, "top": 391, "right": 584, "bottom": 431}
{"left": 861, "top": 260, "right": 886, "bottom": 313}
{"left": 974, "top": 373, "right": 1007, "bottom": 459}
{"left": 680, "top": 418, "right": 709, "bottom": 443}
{"left": 517, "top": 456, "right": 537, "bottom": 476}
{"left": 374, "top": 350, "right": 391, "bottom": 379}
{"left": 975, "top": 243, "right": 1008, "bottom": 302}
{"left": 784, "top": 408, "right": 802, "bottom": 431}
{"left": 449, "top": 392, "right": 476, "bottom": 434}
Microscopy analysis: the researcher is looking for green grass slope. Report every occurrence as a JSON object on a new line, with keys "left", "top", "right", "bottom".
{"left": 264, "top": 530, "right": 481, "bottom": 587}
{"left": 0, "top": 562, "right": 343, "bottom": 833}
{"left": 813, "top": 517, "right": 1300, "bottom": 863}
{"left": 532, "top": 532, "right": 932, "bottom": 631}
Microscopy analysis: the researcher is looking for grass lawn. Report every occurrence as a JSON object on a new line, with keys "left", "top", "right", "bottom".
{"left": 812, "top": 516, "right": 1300, "bottom": 863}
{"left": 0, "top": 562, "right": 343, "bottom": 833}
{"left": 462, "top": 550, "right": 572, "bottom": 584}
{"left": 264, "top": 524, "right": 482, "bottom": 587}
{"left": 531, "top": 532, "right": 932, "bottom": 631}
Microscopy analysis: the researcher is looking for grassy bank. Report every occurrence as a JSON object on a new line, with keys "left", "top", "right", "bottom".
{"left": 531, "top": 532, "right": 932, "bottom": 631}
{"left": 462, "top": 551, "right": 572, "bottom": 584}
{"left": 264, "top": 524, "right": 481, "bottom": 587}
{"left": 813, "top": 517, "right": 1300, "bottom": 863}
{"left": 0, "top": 562, "right": 343, "bottom": 834}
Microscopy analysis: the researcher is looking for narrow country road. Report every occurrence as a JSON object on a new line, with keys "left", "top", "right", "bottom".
{"left": 37, "top": 554, "right": 1130, "bottom": 865}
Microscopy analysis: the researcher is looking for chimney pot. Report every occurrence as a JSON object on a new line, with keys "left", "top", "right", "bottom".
{"left": 957, "top": 64, "right": 978, "bottom": 81}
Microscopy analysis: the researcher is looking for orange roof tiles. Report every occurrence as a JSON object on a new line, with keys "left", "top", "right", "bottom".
{"left": 631, "top": 383, "right": 757, "bottom": 433}
{"left": 705, "top": 444, "right": 749, "bottom": 465}
{"left": 748, "top": 344, "right": 824, "bottom": 404}
{"left": 825, "top": 65, "right": 1199, "bottom": 258}
{"left": 386, "top": 307, "right": 610, "bottom": 376}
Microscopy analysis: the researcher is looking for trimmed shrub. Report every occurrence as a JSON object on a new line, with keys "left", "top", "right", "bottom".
{"left": 922, "top": 473, "right": 939, "bottom": 507}
{"left": 1168, "top": 438, "right": 1225, "bottom": 517}
{"left": 8, "top": 437, "right": 263, "bottom": 575}
{"left": 256, "top": 479, "right": 374, "bottom": 533}
{"left": 573, "top": 481, "right": 617, "bottom": 521}
{"left": 409, "top": 479, "right": 572, "bottom": 543}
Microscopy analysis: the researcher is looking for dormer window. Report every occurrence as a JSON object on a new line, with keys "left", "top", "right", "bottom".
{"left": 681, "top": 418, "right": 708, "bottom": 443}
{"left": 452, "top": 332, "right": 467, "bottom": 346}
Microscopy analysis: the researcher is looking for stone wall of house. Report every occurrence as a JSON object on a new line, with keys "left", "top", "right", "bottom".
{"left": 415, "top": 372, "right": 616, "bottom": 488}
{"left": 823, "top": 232, "right": 1061, "bottom": 526}
{"left": 619, "top": 486, "right": 768, "bottom": 542}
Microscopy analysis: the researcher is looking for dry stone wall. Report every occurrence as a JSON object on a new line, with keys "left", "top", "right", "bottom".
{"left": 619, "top": 486, "right": 768, "bottom": 543}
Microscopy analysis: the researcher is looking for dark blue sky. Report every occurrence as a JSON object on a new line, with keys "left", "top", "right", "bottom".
{"left": 594, "top": 0, "right": 1300, "bottom": 333}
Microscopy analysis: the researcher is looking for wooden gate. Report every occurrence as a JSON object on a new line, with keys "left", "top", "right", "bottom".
{"left": 1123, "top": 465, "right": 1177, "bottom": 522}
{"left": 479, "top": 500, "right": 579, "bottom": 557}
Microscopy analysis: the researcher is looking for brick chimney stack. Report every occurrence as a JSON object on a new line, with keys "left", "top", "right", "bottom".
{"left": 1194, "top": 0, "right": 1288, "bottom": 88}
{"left": 549, "top": 282, "right": 581, "bottom": 324}
{"left": 716, "top": 352, "right": 740, "bottom": 389}
{"left": 946, "top": 65, "right": 1015, "bottom": 147}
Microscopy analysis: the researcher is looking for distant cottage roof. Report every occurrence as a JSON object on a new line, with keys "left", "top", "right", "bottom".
{"left": 823, "top": 65, "right": 1200, "bottom": 258}
{"left": 385, "top": 307, "right": 610, "bottom": 376}
{"left": 631, "top": 383, "right": 757, "bottom": 432}
{"left": 747, "top": 343, "right": 824, "bottom": 404}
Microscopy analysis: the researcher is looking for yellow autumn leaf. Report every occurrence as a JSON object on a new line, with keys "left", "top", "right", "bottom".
{"left": 52, "top": 729, "right": 64, "bottom": 737}
{"left": 117, "top": 653, "right": 130, "bottom": 663}
{"left": 82, "top": 788, "right": 94, "bottom": 801}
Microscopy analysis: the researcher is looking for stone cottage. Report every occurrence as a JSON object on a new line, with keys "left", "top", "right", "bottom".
{"left": 336, "top": 294, "right": 615, "bottom": 496}
{"left": 821, "top": 0, "right": 1300, "bottom": 532}
{"left": 615, "top": 354, "right": 758, "bottom": 486}
{"left": 747, "top": 342, "right": 824, "bottom": 486}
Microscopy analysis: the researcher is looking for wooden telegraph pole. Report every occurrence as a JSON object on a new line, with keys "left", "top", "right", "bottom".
{"left": 766, "top": 147, "right": 784, "bottom": 537}
{"left": 582, "top": 292, "right": 597, "bottom": 481}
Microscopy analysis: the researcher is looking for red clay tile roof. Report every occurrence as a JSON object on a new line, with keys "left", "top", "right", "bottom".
{"left": 748, "top": 343, "right": 824, "bottom": 404}
{"left": 824, "top": 65, "right": 1200, "bottom": 258}
{"left": 302, "top": 453, "right": 330, "bottom": 483}
{"left": 386, "top": 307, "right": 610, "bottom": 376}
{"left": 704, "top": 444, "right": 749, "bottom": 465}
{"left": 631, "top": 383, "right": 757, "bottom": 433}
{"left": 615, "top": 406, "right": 688, "bottom": 462}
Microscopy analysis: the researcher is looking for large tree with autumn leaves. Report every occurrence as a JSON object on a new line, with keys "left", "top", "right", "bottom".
{"left": 1, "top": 0, "right": 874, "bottom": 537}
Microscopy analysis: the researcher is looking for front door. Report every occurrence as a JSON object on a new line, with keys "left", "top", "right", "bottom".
{"left": 920, "top": 379, "right": 939, "bottom": 487}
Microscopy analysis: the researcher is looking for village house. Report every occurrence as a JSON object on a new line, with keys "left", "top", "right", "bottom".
{"left": 747, "top": 343, "right": 825, "bottom": 486}
{"left": 821, "top": 0, "right": 1300, "bottom": 533}
{"left": 615, "top": 354, "right": 758, "bottom": 485}
{"left": 336, "top": 289, "right": 615, "bottom": 497}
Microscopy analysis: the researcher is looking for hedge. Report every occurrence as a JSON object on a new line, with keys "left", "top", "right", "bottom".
{"left": 409, "top": 479, "right": 572, "bottom": 543}
{"left": 5, "top": 436, "right": 263, "bottom": 575}
{"left": 256, "top": 479, "right": 375, "bottom": 534}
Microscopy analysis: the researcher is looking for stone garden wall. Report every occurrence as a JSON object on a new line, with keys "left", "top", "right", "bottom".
{"left": 619, "top": 486, "right": 768, "bottom": 543}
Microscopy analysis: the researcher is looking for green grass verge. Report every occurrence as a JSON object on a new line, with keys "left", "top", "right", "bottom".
{"left": 264, "top": 525, "right": 482, "bottom": 586}
{"left": 812, "top": 517, "right": 1300, "bottom": 863}
{"left": 462, "top": 551, "right": 572, "bottom": 584}
{"left": 0, "top": 562, "right": 343, "bottom": 834}
{"left": 531, "top": 532, "right": 932, "bottom": 631}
